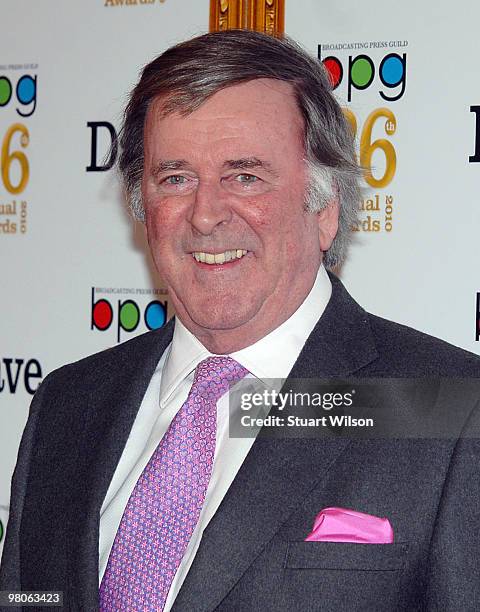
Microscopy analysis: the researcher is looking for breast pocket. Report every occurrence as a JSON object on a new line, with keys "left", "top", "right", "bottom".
{"left": 281, "top": 542, "right": 408, "bottom": 612}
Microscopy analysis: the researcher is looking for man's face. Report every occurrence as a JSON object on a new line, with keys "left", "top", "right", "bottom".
{"left": 142, "top": 79, "right": 338, "bottom": 352}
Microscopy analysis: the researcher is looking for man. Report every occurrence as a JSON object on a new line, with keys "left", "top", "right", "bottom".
{"left": 1, "top": 30, "right": 480, "bottom": 611}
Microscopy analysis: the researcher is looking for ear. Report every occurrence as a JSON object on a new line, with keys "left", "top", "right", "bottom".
{"left": 317, "top": 198, "right": 340, "bottom": 252}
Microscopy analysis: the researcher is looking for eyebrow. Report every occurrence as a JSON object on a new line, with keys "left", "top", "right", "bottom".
{"left": 150, "top": 157, "right": 279, "bottom": 178}
{"left": 223, "top": 157, "right": 279, "bottom": 177}
{"left": 150, "top": 159, "right": 191, "bottom": 178}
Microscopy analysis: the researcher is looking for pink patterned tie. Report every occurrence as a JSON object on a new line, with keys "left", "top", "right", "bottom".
{"left": 99, "top": 356, "right": 248, "bottom": 611}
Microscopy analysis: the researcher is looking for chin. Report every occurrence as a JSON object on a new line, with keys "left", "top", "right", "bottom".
{"left": 183, "top": 298, "right": 260, "bottom": 333}
{"left": 189, "top": 311, "right": 254, "bottom": 332}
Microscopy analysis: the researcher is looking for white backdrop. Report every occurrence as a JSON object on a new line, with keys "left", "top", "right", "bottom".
{"left": 286, "top": 1, "right": 480, "bottom": 348}
{"left": 1, "top": 0, "right": 479, "bottom": 556}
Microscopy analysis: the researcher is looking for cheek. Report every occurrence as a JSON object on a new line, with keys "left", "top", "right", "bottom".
{"left": 242, "top": 196, "right": 308, "bottom": 265}
{"left": 286, "top": 239, "right": 297, "bottom": 257}
{"left": 146, "top": 215, "right": 163, "bottom": 246}
{"left": 145, "top": 199, "right": 179, "bottom": 244}
{"left": 242, "top": 191, "right": 300, "bottom": 236}
{"left": 284, "top": 212, "right": 320, "bottom": 260}
{"left": 241, "top": 194, "right": 275, "bottom": 229}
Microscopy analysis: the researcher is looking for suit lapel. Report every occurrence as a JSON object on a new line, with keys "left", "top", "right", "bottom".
{"left": 172, "top": 275, "right": 379, "bottom": 612}
{"left": 68, "top": 322, "right": 174, "bottom": 611}
{"left": 288, "top": 273, "right": 378, "bottom": 379}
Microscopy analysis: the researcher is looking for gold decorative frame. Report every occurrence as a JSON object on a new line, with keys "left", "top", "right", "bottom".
{"left": 209, "top": 0, "right": 285, "bottom": 35}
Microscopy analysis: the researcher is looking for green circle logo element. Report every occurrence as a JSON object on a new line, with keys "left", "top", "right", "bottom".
{"left": 0, "top": 518, "right": 4, "bottom": 543}
{"left": 351, "top": 58, "right": 374, "bottom": 88}
{"left": 119, "top": 301, "right": 140, "bottom": 332}
{"left": 0, "top": 77, "right": 12, "bottom": 106}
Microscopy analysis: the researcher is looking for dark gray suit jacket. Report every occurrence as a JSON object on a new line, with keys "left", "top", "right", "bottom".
{"left": 2, "top": 275, "right": 480, "bottom": 611}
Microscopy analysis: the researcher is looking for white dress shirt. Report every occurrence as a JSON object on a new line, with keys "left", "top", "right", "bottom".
{"left": 98, "top": 265, "right": 332, "bottom": 611}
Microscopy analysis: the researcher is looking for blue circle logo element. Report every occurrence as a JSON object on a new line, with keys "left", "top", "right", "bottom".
{"left": 145, "top": 301, "right": 166, "bottom": 330}
{"left": 16, "top": 75, "right": 36, "bottom": 105}
{"left": 380, "top": 55, "right": 404, "bottom": 86}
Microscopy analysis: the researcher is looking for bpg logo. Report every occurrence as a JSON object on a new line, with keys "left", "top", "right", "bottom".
{"left": 91, "top": 288, "right": 168, "bottom": 343}
{"left": 0, "top": 74, "right": 37, "bottom": 117}
{"left": 318, "top": 48, "right": 407, "bottom": 102}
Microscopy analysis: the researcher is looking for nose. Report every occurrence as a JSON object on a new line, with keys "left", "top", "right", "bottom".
{"left": 188, "top": 180, "right": 232, "bottom": 236}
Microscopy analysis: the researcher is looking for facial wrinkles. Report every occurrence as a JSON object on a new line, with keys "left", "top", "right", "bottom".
{"left": 140, "top": 81, "right": 326, "bottom": 352}
{"left": 147, "top": 97, "right": 303, "bottom": 234}
{"left": 147, "top": 99, "right": 303, "bottom": 174}
{"left": 146, "top": 155, "right": 288, "bottom": 255}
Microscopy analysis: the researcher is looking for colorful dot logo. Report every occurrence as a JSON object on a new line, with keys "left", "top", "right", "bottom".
{"left": 91, "top": 289, "right": 168, "bottom": 343}
{"left": 17, "top": 75, "right": 36, "bottom": 106}
{"left": 145, "top": 301, "right": 167, "bottom": 329}
{"left": 0, "top": 74, "right": 37, "bottom": 117}
{"left": 0, "top": 518, "right": 3, "bottom": 543}
{"left": 0, "top": 77, "right": 12, "bottom": 106}
{"left": 119, "top": 300, "right": 141, "bottom": 333}
{"left": 350, "top": 56, "right": 375, "bottom": 90}
{"left": 319, "top": 48, "right": 407, "bottom": 103}
{"left": 92, "top": 299, "right": 113, "bottom": 331}
{"left": 322, "top": 57, "right": 343, "bottom": 89}
{"left": 379, "top": 55, "right": 404, "bottom": 87}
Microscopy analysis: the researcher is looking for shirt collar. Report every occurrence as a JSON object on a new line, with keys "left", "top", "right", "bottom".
{"left": 160, "top": 265, "right": 331, "bottom": 405}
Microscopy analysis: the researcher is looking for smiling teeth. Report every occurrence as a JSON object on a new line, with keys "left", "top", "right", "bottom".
{"left": 192, "top": 249, "right": 247, "bottom": 265}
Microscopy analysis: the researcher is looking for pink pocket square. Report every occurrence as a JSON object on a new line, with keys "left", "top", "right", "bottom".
{"left": 305, "top": 507, "right": 394, "bottom": 544}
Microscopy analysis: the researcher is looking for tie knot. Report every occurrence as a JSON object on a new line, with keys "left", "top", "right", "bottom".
{"left": 192, "top": 356, "right": 249, "bottom": 404}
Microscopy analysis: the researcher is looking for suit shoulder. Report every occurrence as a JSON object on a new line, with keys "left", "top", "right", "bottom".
{"left": 366, "top": 313, "right": 480, "bottom": 376}
{"left": 39, "top": 322, "right": 174, "bottom": 394}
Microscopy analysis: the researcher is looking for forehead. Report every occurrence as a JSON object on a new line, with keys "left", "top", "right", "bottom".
{"left": 143, "top": 79, "right": 305, "bottom": 161}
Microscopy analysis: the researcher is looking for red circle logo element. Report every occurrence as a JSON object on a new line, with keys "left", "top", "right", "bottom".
{"left": 322, "top": 57, "right": 343, "bottom": 89}
{"left": 93, "top": 299, "right": 113, "bottom": 330}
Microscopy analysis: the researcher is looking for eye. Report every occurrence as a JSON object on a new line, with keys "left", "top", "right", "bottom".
{"left": 163, "top": 175, "right": 187, "bottom": 185}
{"left": 236, "top": 173, "right": 259, "bottom": 184}
{"left": 222, "top": 171, "right": 269, "bottom": 195}
{"left": 156, "top": 174, "right": 197, "bottom": 194}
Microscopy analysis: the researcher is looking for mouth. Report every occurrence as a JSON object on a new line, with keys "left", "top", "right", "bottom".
{"left": 191, "top": 249, "right": 248, "bottom": 265}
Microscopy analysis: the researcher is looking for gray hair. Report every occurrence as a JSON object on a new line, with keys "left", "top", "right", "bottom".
{"left": 119, "top": 29, "right": 361, "bottom": 268}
